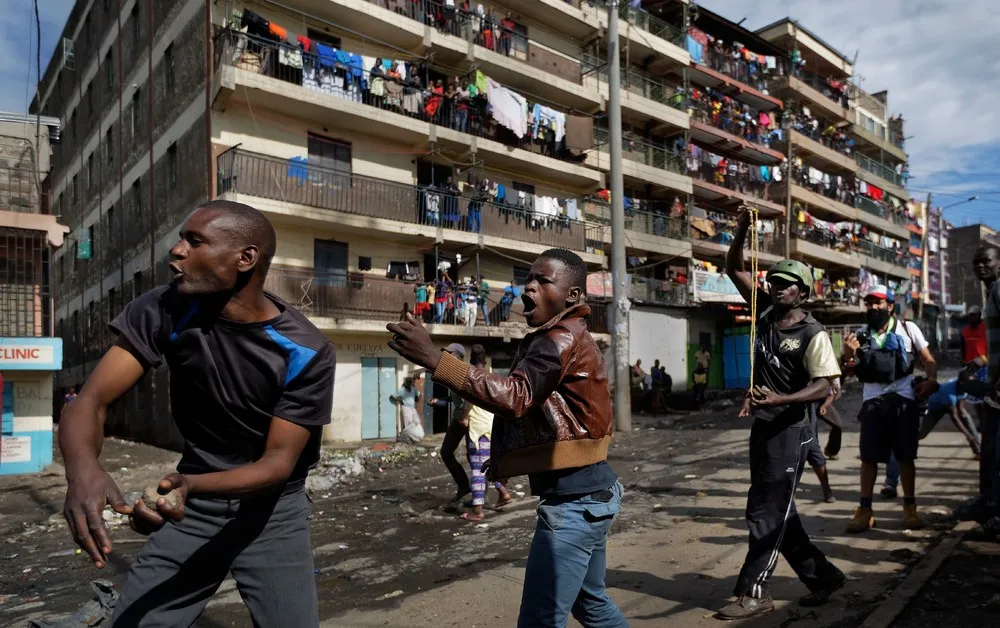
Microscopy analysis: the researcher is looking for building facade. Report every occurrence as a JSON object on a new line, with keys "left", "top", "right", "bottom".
{"left": 948, "top": 224, "right": 1000, "bottom": 311}
{"left": 0, "top": 112, "right": 67, "bottom": 474}
{"left": 36, "top": 0, "right": 918, "bottom": 445}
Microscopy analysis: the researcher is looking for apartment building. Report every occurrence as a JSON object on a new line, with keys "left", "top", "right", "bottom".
{"left": 948, "top": 224, "right": 1000, "bottom": 311}
{"left": 0, "top": 112, "right": 67, "bottom": 474}
{"left": 35, "top": 0, "right": 922, "bottom": 443}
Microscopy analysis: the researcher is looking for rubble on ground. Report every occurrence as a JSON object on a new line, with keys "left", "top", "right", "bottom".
{"left": 305, "top": 442, "right": 435, "bottom": 492}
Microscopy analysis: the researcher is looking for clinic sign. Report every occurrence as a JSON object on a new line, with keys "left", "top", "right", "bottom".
{"left": 0, "top": 338, "right": 62, "bottom": 370}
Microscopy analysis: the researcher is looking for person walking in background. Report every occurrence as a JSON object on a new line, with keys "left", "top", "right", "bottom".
{"left": 693, "top": 344, "right": 712, "bottom": 406}
{"left": 478, "top": 278, "right": 491, "bottom": 326}
{"left": 429, "top": 343, "right": 472, "bottom": 501}
{"left": 460, "top": 345, "right": 513, "bottom": 521}
{"left": 971, "top": 246, "right": 1000, "bottom": 531}
{"left": 392, "top": 374, "right": 425, "bottom": 444}
{"left": 499, "top": 280, "right": 519, "bottom": 322}
{"left": 434, "top": 271, "right": 453, "bottom": 324}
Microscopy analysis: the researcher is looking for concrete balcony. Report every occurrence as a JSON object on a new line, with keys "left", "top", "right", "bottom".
{"left": 791, "top": 235, "right": 909, "bottom": 280}
{"left": 589, "top": 129, "right": 692, "bottom": 195}
{"left": 774, "top": 183, "right": 910, "bottom": 240}
{"left": 689, "top": 119, "right": 785, "bottom": 166}
{"left": 851, "top": 121, "right": 908, "bottom": 163}
{"left": 854, "top": 153, "right": 909, "bottom": 200}
{"left": 581, "top": 199, "right": 691, "bottom": 259}
{"left": 770, "top": 75, "right": 851, "bottom": 123}
{"left": 590, "top": 1, "right": 690, "bottom": 69}
{"left": 581, "top": 56, "right": 689, "bottom": 134}
{"left": 280, "top": 0, "right": 603, "bottom": 112}
{"left": 213, "top": 34, "right": 602, "bottom": 191}
{"left": 687, "top": 165, "right": 785, "bottom": 216}
{"left": 690, "top": 232, "right": 785, "bottom": 266}
{"left": 777, "top": 130, "right": 858, "bottom": 175}
{"left": 217, "top": 148, "right": 605, "bottom": 265}
{"left": 264, "top": 266, "right": 611, "bottom": 338}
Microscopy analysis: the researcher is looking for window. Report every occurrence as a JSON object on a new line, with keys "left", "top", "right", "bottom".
{"left": 87, "top": 153, "right": 94, "bottom": 189}
{"left": 107, "top": 205, "right": 115, "bottom": 243}
{"left": 131, "top": 88, "right": 141, "bottom": 142}
{"left": 167, "top": 143, "right": 178, "bottom": 185}
{"left": 103, "top": 0, "right": 111, "bottom": 13}
{"left": 104, "top": 50, "right": 114, "bottom": 91}
{"left": 85, "top": 82, "right": 93, "bottom": 115}
{"left": 307, "top": 133, "right": 351, "bottom": 174}
{"left": 306, "top": 29, "right": 341, "bottom": 49}
{"left": 72, "top": 310, "right": 79, "bottom": 344}
{"left": 58, "top": 255, "right": 64, "bottom": 283}
{"left": 88, "top": 301, "right": 95, "bottom": 335}
{"left": 88, "top": 226, "right": 95, "bottom": 259}
{"left": 72, "top": 243, "right": 78, "bottom": 270}
{"left": 513, "top": 266, "right": 531, "bottom": 285}
{"left": 131, "top": 180, "right": 141, "bottom": 219}
{"left": 164, "top": 43, "right": 175, "bottom": 91}
{"left": 71, "top": 174, "right": 78, "bottom": 206}
{"left": 131, "top": 5, "right": 140, "bottom": 47}
{"left": 512, "top": 181, "right": 536, "bottom": 195}
{"left": 108, "top": 288, "right": 116, "bottom": 319}
{"left": 106, "top": 125, "right": 114, "bottom": 165}
{"left": 133, "top": 271, "right": 143, "bottom": 299}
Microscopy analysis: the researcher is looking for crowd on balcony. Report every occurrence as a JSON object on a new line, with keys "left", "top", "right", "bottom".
{"left": 378, "top": 0, "right": 527, "bottom": 58}
{"left": 592, "top": 189, "right": 687, "bottom": 238}
{"left": 686, "top": 87, "right": 780, "bottom": 147}
{"left": 792, "top": 203, "right": 909, "bottom": 266}
{"left": 687, "top": 145, "right": 782, "bottom": 201}
{"left": 409, "top": 271, "right": 524, "bottom": 327}
{"left": 685, "top": 28, "right": 781, "bottom": 92}
{"left": 788, "top": 158, "right": 856, "bottom": 205}
{"left": 688, "top": 209, "right": 783, "bottom": 254}
{"left": 418, "top": 176, "right": 584, "bottom": 233}
{"left": 228, "top": 10, "right": 595, "bottom": 159}
{"left": 788, "top": 51, "right": 851, "bottom": 109}
{"left": 781, "top": 105, "right": 853, "bottom": 155}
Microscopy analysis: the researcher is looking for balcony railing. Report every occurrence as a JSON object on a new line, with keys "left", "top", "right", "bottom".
{"left": 699, "top": 46, "right": 771, "bottom": 93}
{"left": 218, "top": 148, "right": 589, "bottom": 251}
{"left": 0, "top": 166, "right": 45, "bottom": 214}
{"left": 0, "top": 228, "right": 52, "bottom": 337}
{"left": 855, "top": 153, "right": 905, "bottom": 188}
{"left": 691, "top": 228, "right": 785, "bottom": 257}
{"left": 587, "top": 1, "right": 685, "bottom": 46}
{"left": 786, "top": 68, "right": 851, "bottom": 110}
{"left": 594, "top": 127, "right": 685, "bottom": 174}
{"left": 688, "top": 148, "right": 778, "bottom": 204}
{"left": 581, "top": 54, "right": 685, "bottom": 111}
{"left": 855, "top": 239, "right": 907, "bottom": 268}
{"left": 216, "top": 30, "right": 589, "bottom": 167}
{"left": 794, "top": 225, "right": 907, "bottom": 269}
{"left": 581, "top": 198, "right": 687, "bottom": 240}
{"left": 264, "top": 267, "right": 610, "bottom": 333}
{"left": 854, "top": 195, "right": 907, "bottom": 226}
{"left": 368, "top": 0, "right": 531, "bottom": 63}
{"left": 688, "top": 91, "right": 775, "bottom": 148}
{"left": 629, "top": 276, "right": 689, "bottom": 307}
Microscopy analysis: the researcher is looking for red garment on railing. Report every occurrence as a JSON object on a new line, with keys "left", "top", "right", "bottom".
{"left": 867, "top": 184, "right": 884, "bottom": 201}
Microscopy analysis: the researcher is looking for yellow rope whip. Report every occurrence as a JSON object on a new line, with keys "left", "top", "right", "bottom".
{"left": 746, "top": 204, "right": 760, "bottom": 395}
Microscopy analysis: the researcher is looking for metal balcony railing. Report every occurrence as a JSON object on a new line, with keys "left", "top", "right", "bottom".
{"left": 785, "top": 68, "right": 851, "bottom": 110}
{"left": 855, "top": 239, "right": 907, "bottom": 268}
{"left": 0, "top": 166, "right": 45, "bottom": 214}
{"left": 581, "top": 198, "right": 687, "bottom": 240}
{"left": 580, "top": 54, "right": 685, "bottom": 111}
{"left": 217, "top": 148, "right": 589, "bottom": 252}
{"left": 853, "top": 194, "right": 907, "bottom": 226}
{"left": 793, "top": 226, "right": 907, "bottom": 269}
{"left": 264, "top": 267, "right": 610, "bottom": 333}
{"left": 855, "top": 153, "right": 905, "bottom": 188}
{"left": 699, "top": 46, "right": 770, "bottom": 93}
{"left": 688, "top": 92, "right": 775, "bottom": 148}
{"left": 216, "top": 30, "right": 587, "bottom": 167}
{"left": 587, "top": 1, "right": 685, "bottom": 46}
{"left": 688, "top": 149, "right": 778, "bottom": 204}
{"left": 367, "top": 0, "right": 531, "bottom": 62}
{"left": 691, "top": 227, "right": 786, "bottom": 257}
{"left": 594, "top": 127, "right": 685, "bottom": 174}
{"left": 628, "top": 276, "right": 689, "bottom": 306}
{"left": 0, "top": 228, "right": 53, "bottom": 337}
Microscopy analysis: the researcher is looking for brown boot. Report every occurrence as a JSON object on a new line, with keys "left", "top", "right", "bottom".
{"left": 847, "top": 506, "right": 875, "bottom": 533}
{"left": 715, "top": 595, "right": 775, "bottom": 620}
{"left": 903, "top": 504, "right": 924, "bottom": 529}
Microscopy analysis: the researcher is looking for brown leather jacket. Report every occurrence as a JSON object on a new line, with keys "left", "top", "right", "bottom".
{"left": 433, "top": 304, "right": 613, "bottom": 478}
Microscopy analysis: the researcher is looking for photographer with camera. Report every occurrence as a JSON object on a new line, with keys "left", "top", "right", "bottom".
{"left": 841, "top": 285, "right": 937, "bottom": 533}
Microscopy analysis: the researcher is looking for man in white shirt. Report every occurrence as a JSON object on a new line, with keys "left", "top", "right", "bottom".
{"left": 841, "top": 285, "right": 937, "bottom": 533}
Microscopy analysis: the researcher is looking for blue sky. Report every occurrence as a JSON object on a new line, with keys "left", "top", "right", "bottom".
{"left": 2, "top": 0, "right": 998, "bottom": 229}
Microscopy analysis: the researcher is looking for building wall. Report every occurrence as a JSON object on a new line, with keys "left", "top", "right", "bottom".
{"left": 948, "top": 225, "right": 995, "bottom": 309}
{"left": 628, "top": 305, "right": 688, "bottom": 390}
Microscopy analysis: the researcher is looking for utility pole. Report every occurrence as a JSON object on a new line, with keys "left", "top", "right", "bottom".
{"left": 608, "top": 0, "right": 631, "bottom": 432}
{"left": 917, "top": 192, "right": 930, "bottom": 322}
{"left": 938, "top": 206, "right": 949, "bottom": 344}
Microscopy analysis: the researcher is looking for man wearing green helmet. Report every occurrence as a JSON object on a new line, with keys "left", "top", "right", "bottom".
{"left": 715, "top": 208, "right": 846, "bottom": 620}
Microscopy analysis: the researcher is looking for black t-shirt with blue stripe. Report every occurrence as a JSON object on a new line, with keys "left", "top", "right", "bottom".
{"left": 110, "top": 286, "right": 336, "bottom": 481}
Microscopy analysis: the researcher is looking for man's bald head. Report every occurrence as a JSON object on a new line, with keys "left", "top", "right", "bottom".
{"left": 195, "top": 200, "right": 276, "bottom": 276}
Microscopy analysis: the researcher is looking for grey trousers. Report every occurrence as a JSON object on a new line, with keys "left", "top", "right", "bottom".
{"left": 110, "top": 487, "right": 317, "bottom": 628}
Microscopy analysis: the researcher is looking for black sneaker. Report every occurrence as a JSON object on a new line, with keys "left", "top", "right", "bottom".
{"left": 800, "top": 573, "right": 847, "bottom": 607}
{"left": 823, "top": 490, "right": 837, "bottom": 504}
{"left": 715, "top": 596, "right": 775, "bottom": 620}
{"left": 880, "top": 486, "right": 898, "bottom": 499}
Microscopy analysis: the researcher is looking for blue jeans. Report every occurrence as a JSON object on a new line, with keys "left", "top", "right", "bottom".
{"left": 518, "top": 481, "right": 628, "bottom": 628}
{"left": 468, "top": 208, "right": 481, "bottom": 233}
{"left": 884, "top": 454, "right": 900, "bottom": 490}
{"left": 433, "top": 301, "right": 446, "bottom": 324}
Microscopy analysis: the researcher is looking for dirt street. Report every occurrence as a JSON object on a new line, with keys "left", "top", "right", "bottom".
{"left": 0, "top": 378, "right": 985, "bottom": 627}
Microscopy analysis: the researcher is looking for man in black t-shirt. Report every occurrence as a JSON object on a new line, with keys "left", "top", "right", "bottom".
{"left": 59, "top": 200, "right": 335, "bottom": 628}
{"left": 716, "top": 208, "right": 845, "bottom": 621}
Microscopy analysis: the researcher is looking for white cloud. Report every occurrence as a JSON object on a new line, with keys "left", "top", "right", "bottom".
{"left": 697, "top": 0, "right": 1000, "bottom": 184}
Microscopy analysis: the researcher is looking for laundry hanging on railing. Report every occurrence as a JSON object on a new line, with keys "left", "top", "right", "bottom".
{"left": 486, "top": 77, "right": 528, "bottom": 138}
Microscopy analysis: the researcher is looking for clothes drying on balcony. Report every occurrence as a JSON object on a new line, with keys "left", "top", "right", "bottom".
{"left": 486, "top": 77, "right": 528, "bottom": 138}
{"left": 531, "top": 104, "right": 566, "bottom": 144}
